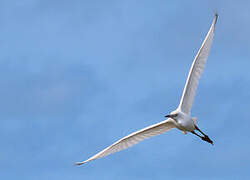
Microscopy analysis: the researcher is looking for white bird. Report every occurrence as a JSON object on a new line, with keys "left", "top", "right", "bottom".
{"left": 75, "top": 14, "right": 218, "bottom": 165}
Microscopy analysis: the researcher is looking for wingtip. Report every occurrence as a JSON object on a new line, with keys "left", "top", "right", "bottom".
{"left": 74, "top": 161, "right": 86, "bottom": 166}
{"left": 214, "top": 12, "right": 218, "bottom": 25}
{"left": 214, "top": 12, "right": 218, "bottom": 17}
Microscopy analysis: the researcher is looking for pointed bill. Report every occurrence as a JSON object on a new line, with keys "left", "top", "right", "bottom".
{"left": 178, "top": 14, "right": 218, "bottom": 114}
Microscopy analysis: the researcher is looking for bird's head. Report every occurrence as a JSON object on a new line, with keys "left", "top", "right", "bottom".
{"left": 165, "top": 111, "right": 179, "bottom": 119}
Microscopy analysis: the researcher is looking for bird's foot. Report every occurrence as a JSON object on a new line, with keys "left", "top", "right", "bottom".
{"left": 201, "top": 135, "right": 214, "bottom": 145}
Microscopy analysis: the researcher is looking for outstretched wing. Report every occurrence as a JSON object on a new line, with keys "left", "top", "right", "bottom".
{"left": 178, "top": 14, "right": 218, "bottom": 114}
{"left": 75, "top": 119, "right": 175, "bottom": 165}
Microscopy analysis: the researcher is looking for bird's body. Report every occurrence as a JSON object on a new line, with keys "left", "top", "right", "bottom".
{"left": 172, "top": 110, "right": 196, "bottom": 132}
{"left": 76, "top": 14, "right": 218, "bottom": 165}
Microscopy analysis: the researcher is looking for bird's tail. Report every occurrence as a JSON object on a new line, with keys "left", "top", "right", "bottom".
{"left": 192, "top": 117, "right": 198, "bottom": 125}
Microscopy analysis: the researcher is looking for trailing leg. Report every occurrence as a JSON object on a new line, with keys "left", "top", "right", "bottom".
{"left": 191, "top": 130, "right": 214, "bottom": 145}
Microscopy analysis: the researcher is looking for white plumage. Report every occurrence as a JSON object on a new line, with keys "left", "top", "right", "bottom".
{"left": 75, "top": 119, "right": 175, "bottom": 165}
{"left": 76, "top": 14, "right": 218, "bottom": 165}
{"left": 178, "top": 14, "right": 218, "bottom": 114}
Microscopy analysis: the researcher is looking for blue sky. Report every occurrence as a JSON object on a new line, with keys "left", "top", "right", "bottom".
{"left": 1, "top": 0, "right": 250, "bottom": 179}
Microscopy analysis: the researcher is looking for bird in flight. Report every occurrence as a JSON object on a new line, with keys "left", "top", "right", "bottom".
{"left": 76, "top": 14, "right": 218, "bottom": 165}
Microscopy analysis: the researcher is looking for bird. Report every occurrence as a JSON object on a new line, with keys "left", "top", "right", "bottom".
{"left": 75, "top": 14, "right": 218, "bottom": 165}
